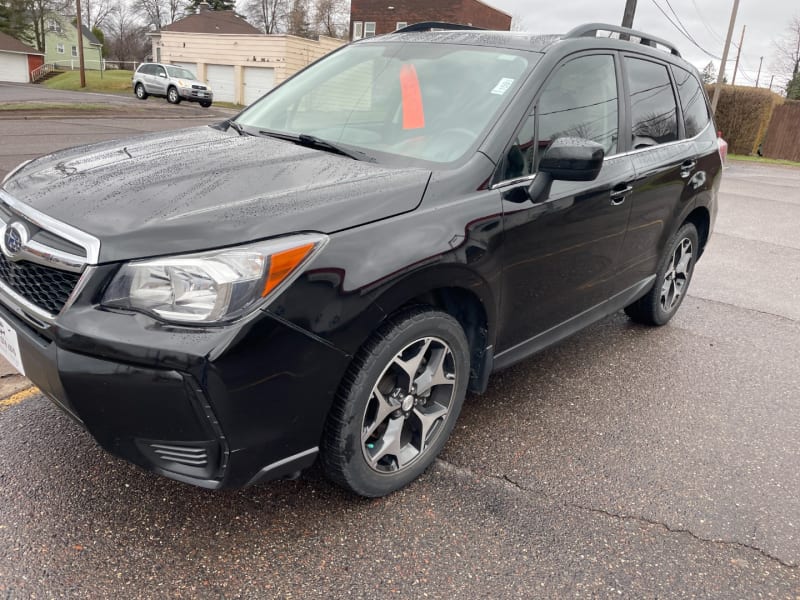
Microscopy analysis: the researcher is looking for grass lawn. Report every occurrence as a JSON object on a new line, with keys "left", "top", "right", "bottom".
{"left": 728, "top": 154, "right": 800, "bottom": 168}
{"left": 43, "top": 70, "right": 134, "bottom": 94}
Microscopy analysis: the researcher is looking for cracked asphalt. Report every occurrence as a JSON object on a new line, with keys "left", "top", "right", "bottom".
{"left": 0, "top": 110, "right": 799, "bottom": 598}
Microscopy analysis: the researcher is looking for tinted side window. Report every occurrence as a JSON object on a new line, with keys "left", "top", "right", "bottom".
{"left": 499, "top": 54, "right": 618, "bottom": 182}
{"left": 673, "top": 66, "right": 710, "bottom": 138}
{"left": 155, "top": 66, "right": 166, "bottom": 77}
{"left": 539, "top": 55, "right": 619, "bottom": 156}
{"left": 625, "top": 57, "right": 678, "bottom": 147}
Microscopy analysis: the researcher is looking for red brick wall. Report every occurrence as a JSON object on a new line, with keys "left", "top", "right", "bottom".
{"left": 350, "top": 0, "right": 511, "bottom": 39}
{"left": 460, "top": 0, "right": 512, "bottom": 30}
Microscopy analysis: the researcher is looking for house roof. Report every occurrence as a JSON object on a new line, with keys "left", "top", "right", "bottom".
{"left": 160, "top": 10, "right": 261, "bottom": 34}
{"left": 80, "top": 24, "right": 102, "bottom": 45}
{"left": 0, "top": 31, "right": 43, "bottom": 55}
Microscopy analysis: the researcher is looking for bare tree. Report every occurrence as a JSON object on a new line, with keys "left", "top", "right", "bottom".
{"left": 772, "top": 15, "right": 800, "bottom": 93}
{"left": 83, "top": 0, "right": 114, "bottom": 30}
{"left": 135, "top": 0, "right": 186, "bottom": 29}
{"left": 312, "top": 0, "right": 346, "bottom": 38}
{"left": 105, "top": 0, "right": 149, "bottom": 62}
{"left": 242, "top": 0, "right": 287, "bottom": 33}
{"left": 23, "top": 0, "right": 71, "bottom": 51}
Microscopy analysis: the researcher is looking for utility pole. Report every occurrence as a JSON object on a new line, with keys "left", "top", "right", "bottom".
{"left": 711, "top": 0, "right": 740, "bottom": 114}
{"left": 755, "top": 56, "right": 763, "bottom": 87}
{"left": 731, "top": 25, "right": 746, "bottom": 86}
{"left": 621, "top": 0, "right": 637, "bottom": 40}
{"left": 769, "top": 74, "right": 774, "bottom": 91}
{"left": 74, "top": 0, "right": 87, "bottom": 88}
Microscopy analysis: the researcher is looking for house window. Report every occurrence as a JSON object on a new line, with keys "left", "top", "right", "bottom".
{"left": 48, "top": 20, "right": 62, "bottom": 32}
{"left": 71, "top": 45, "right": 78, "bottom": 57}
{"left": 396, "top": 22, "right": 408, "bottom": 30}
{"left": 352, "top": 21, "right": 363, "bottom": 40}
{"left": 364, "top": 22, "right": 376, "bottom": 37}
{"left": 57, "top": 43, "right": 64, "bottom": 54}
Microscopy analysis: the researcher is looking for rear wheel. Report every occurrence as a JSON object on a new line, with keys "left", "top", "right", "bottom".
{"left": 625, "top": 222, "right": 699, "bottom": 326}
{"left": 134, "top": 83, "right": 148, "bottom": 100}
{"left": 167, "top": 86, "right": 181, "bottom": 104}
{"left": 321, "top": 308, "right": 469, "bottom": 497}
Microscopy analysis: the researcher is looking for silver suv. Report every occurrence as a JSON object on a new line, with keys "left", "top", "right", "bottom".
{"left": 132, "top": 63, "right": 214, "bottom": 107}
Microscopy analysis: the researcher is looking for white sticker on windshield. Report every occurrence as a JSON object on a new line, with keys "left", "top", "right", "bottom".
{"left": 491, "top": 77, "right": 515, "bottom": 95}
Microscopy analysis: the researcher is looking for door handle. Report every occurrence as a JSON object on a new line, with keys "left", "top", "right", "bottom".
{"left": 609, "top": 184, "right": 633, "bottom": 205}
{"left": 680, "top": 159, "right": 697, "bottom": 179}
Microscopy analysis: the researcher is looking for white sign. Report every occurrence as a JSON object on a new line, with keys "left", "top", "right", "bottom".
{"left": 491, "top": 77, "right": 515, "bottom": 96}
{"left": 0, "top": 314, "right": 25, "bottom": 376}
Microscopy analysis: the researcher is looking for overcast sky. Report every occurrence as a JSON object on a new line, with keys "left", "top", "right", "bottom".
{"left": 488, "top": 0, "right": 799, "bottom": 89}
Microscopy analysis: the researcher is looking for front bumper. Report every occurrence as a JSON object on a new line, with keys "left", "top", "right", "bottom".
{"left": 0, "top": 295, "right": 350, "bottom": 489}
{"left": 180, "top": 87, "right": 213, "bottom": 102}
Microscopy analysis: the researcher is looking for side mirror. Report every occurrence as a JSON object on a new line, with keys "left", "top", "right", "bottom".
{"left": 538, "top": 137, "right": 605, "bottom": 182}
{"left": 158, "top": 73, "right": 166, "bottom": 78}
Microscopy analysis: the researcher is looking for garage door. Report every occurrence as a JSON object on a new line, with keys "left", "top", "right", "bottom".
{"left": 0, "top": 52, "right": 30, "bottom": 83}
{"left": 206, "top": 64, "right": 235, "bottom": 103}
{"left": 171, "top": 62, "right": 198, "bottom": 78}
{"left": 243, "top": 66, "right": 275, "bottom": 105}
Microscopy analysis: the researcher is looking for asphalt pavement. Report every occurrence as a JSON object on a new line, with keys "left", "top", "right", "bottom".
{"left": 0, "top": 112, "right": 798, "bottom": 598}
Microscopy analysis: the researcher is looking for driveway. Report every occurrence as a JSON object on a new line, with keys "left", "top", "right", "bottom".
{"left": 0, "top": 117, "right": 798, "bottom": 598}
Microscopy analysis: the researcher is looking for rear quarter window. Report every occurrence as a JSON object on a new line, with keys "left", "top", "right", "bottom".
{"left": 672, "top": 66, "right": 711, "bottom": 138}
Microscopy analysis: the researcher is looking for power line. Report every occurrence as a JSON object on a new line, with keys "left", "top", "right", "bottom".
{"left": 650, "top": 0, "right": 723, "bottom": 60}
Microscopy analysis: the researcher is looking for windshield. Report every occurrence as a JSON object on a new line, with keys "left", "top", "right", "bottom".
{"left": 166, "top": 66, "right": 197, "bottom": 80}
{"left": 236, "top": 42, "right": 534, "bottom": 164}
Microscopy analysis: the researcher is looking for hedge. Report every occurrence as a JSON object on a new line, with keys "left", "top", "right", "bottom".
{"left": 705, "top": 85, "right": 784, "bottom": 155}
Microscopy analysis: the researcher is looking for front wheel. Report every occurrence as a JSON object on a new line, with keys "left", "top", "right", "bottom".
{"left": 321, "top": 308, "right": 470, "bottom": 497}
{"left": 134, "top": 83, "right": 148, "bottom": 100}
{"left": 625, "top": 222, "right": 699, "bottom": 326}
{"left": 167, "top": 86, "right": 181, "bottom": 104}
{"left": 199, "top": 100, "right": 212, "bottom": 108}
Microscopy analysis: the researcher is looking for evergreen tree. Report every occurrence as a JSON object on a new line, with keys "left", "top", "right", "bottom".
{"left": 0, "top": 0, "right": 32, "bottom": 44}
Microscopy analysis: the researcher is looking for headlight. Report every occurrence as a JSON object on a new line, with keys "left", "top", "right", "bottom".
{"left": 102, "top": 233, "right": 327, "bottom": 324}
{"left": 177, "top": 79, "right": 187, "bottom": 87}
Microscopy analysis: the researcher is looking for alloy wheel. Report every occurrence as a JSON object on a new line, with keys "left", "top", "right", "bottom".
{"left": 361, "top": 336, "right": 457, "bottom": 473}
{"left": 660, "top": 237, "right": 693, "bottom": 312}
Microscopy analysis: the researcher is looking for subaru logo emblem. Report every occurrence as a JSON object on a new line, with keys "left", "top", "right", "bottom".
{"left": 3, "top": 222, "right": 28, "bottom": 259}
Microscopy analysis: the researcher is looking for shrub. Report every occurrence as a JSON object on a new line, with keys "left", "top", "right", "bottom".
{"left": 706, "top": 85, "right": 784, "bottom": 155}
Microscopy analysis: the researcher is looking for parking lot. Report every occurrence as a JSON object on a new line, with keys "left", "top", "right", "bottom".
{"left": 0, "top": 113, "right": 799, "bottom": 598}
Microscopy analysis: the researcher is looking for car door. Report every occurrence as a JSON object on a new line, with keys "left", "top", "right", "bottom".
{"left": 615, "top": 55, "right": 699, "bottom": 289}
{"left": 496, "top": 52, "right": 636, "bottom": 353}
{"left": 151, "top": 64, "right": 168, "bottom": 95}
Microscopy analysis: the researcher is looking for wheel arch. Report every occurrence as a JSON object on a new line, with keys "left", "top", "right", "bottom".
{"left": 681, "top": 205, "right": 711, "bottom": 257}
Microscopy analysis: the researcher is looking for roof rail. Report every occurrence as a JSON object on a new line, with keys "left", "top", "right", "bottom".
{"left": 564, "top": 22, "right": 681, "bottom": 57}
{"left": 394, "top": 22, "right": 486, "bottom": 33}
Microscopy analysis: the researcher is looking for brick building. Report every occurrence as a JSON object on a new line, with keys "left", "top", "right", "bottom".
{"left": 349, "top": 0, "right": 512, "bottom": 40}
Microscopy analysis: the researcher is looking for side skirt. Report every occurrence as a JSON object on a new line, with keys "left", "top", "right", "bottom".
{"left": 492, "top": 275, "right": 656, "bottom": 372}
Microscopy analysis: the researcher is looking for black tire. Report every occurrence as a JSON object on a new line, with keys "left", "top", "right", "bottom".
{"left": 134, "top": 83, "right": 148, "bottom": 100}
{"left": 199, "top": 100, "right": 212, "bottom": 108}
{"left": 321, "top": 307, "right": 470, "bottom": 497}
{"left": 167, "top": 86, "right": 181, "bottom": 104}
{"left": 625, "top": 222, "right": 699, "bottom": 326}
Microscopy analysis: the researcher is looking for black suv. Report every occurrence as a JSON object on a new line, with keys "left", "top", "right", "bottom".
{"left": 0, "top": 23, "right": 721, "bottom": 497}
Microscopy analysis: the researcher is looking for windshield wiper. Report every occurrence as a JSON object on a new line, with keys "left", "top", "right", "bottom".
{"left": 227, "top": 120, "right": 250, "bottom": 136}
{"left": 257, "top": 129, "right": 373, "bottom": 162}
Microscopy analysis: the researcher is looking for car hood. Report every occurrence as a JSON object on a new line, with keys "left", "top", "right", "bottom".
{"left": 3, "top": 126, "right": 431, "bottom": 263}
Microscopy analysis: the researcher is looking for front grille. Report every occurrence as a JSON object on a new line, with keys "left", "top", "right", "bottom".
{"left": 0, "top": 254, "right": 81, "bottom": 314}
{"left": 191, "top": 84, "right": 207, "bottom": 90}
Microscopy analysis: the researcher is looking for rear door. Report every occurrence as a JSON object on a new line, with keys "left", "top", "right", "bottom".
{"left": 616, "top": 55, "right": 699, "bottom": 289}
{"left": 496, "top": 52, "right": 636, "bottom": 352}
